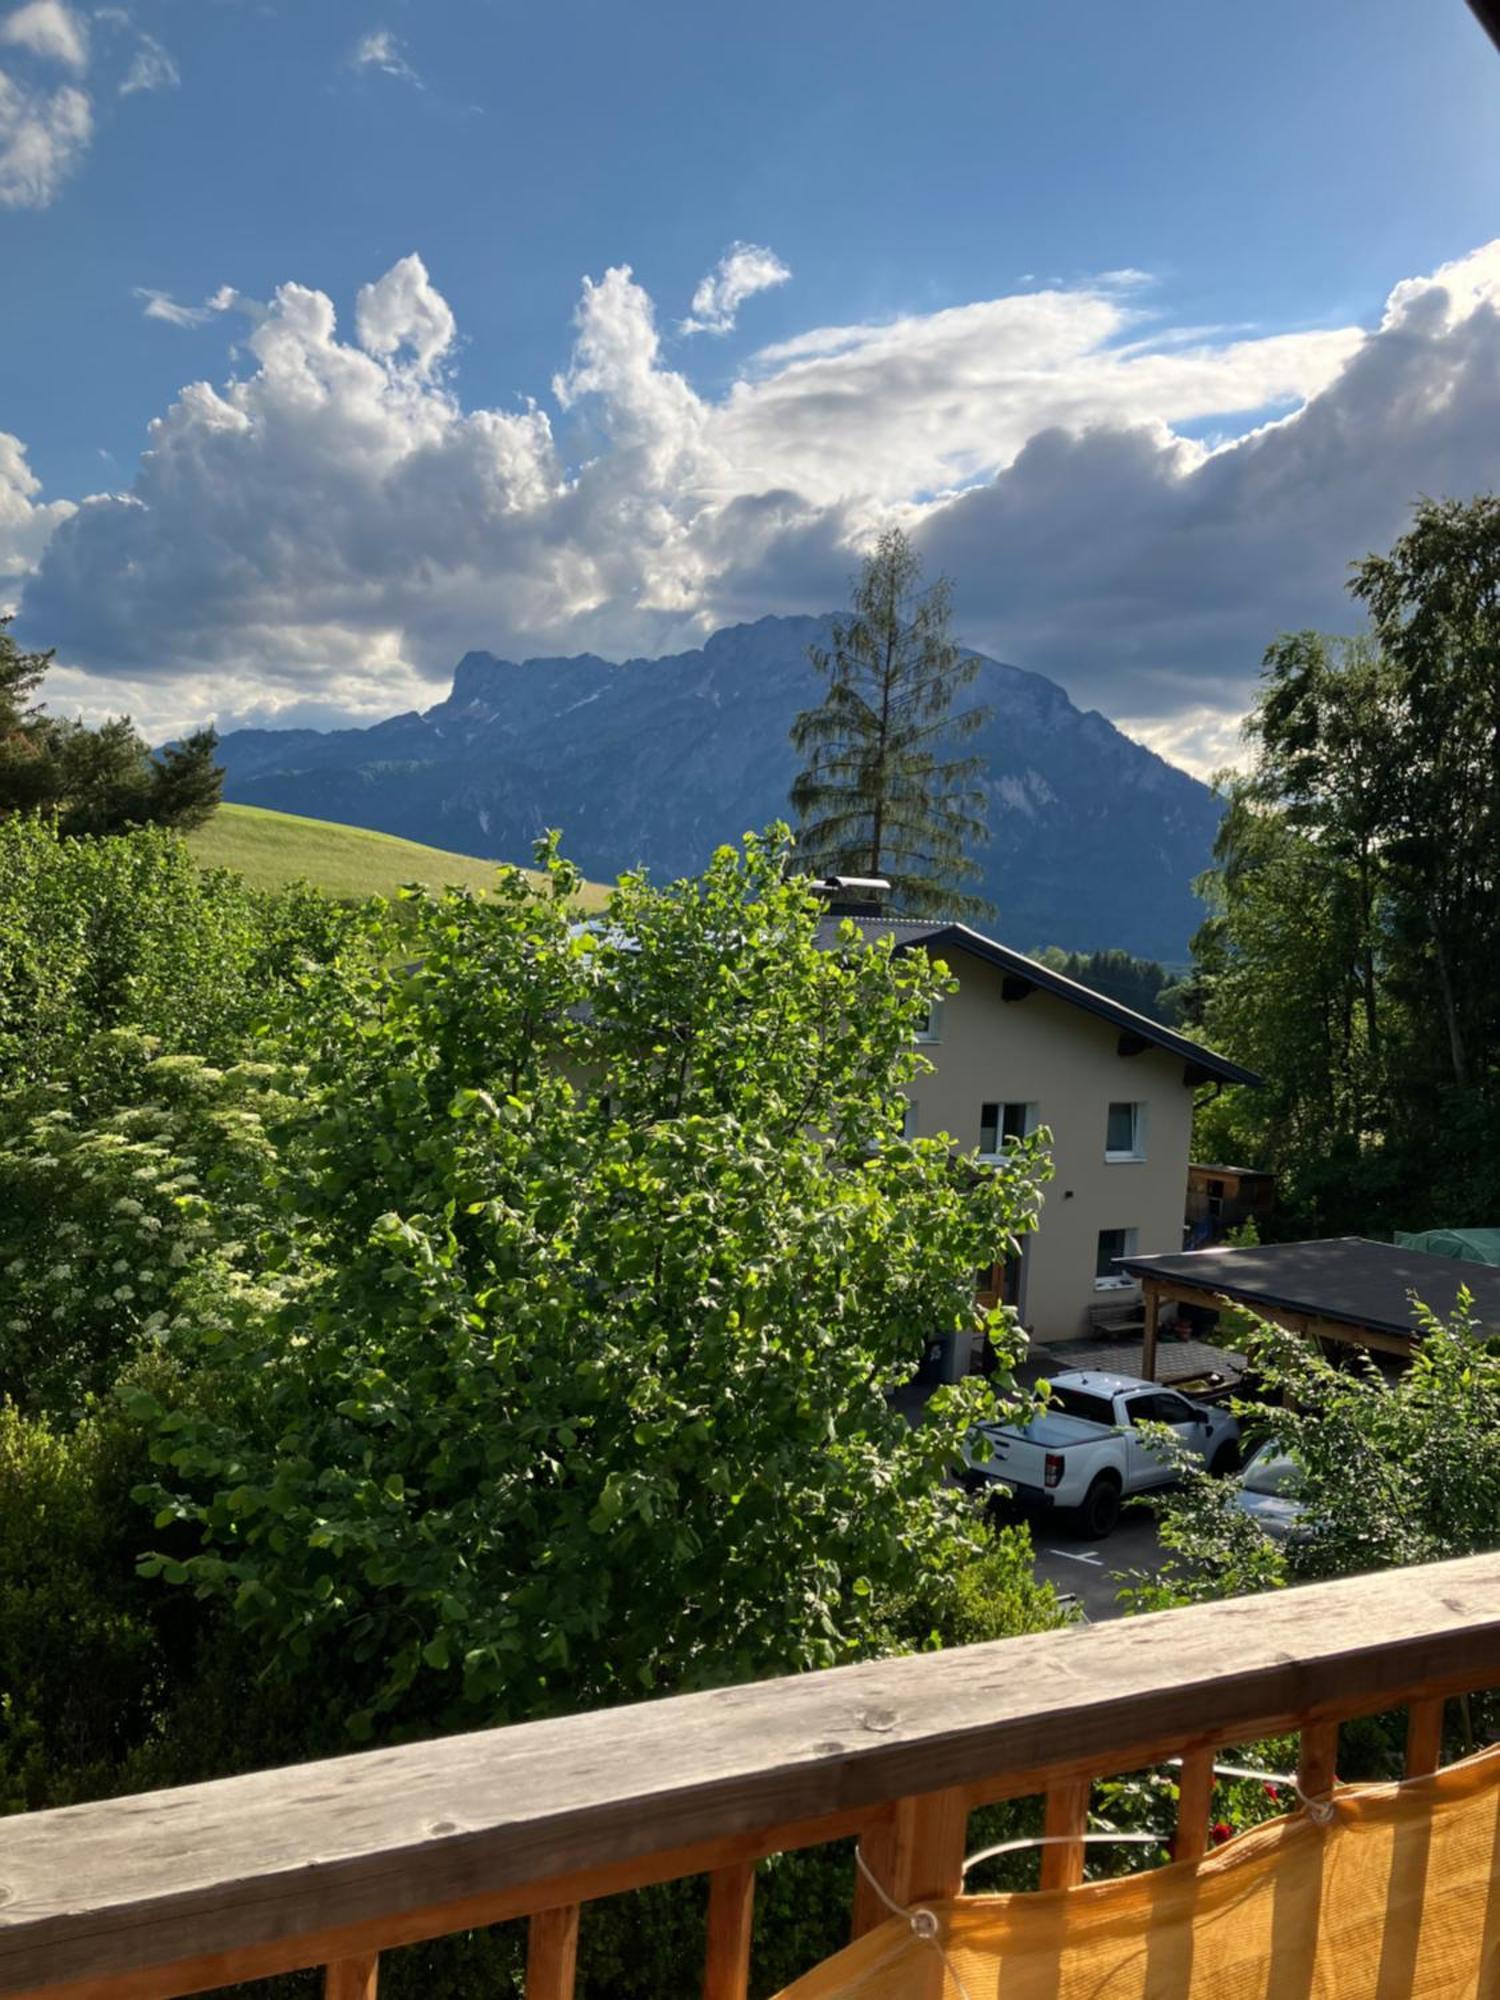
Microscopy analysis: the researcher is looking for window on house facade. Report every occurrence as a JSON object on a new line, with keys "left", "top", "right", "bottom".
{"left": 979, "top": 1101, "right": 1037, "bottom": 1154}
{"left": 1095, "top": 1226, "right": 1139, "bottom": 1285}
{"left": 914, "top": 999, "right": 944, "bottom": 1043}
{"left": 1105, "top": 1101, "right": 1147, "bottom": 1161}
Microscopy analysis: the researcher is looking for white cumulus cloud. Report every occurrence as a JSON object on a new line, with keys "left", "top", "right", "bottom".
{"left": 355, "top": 254, "right": 455, "bottom": 378}
{"left": 910, "top": 238, "right": 1500, "bottom": 759}
{"left": 15, "top": 239, "right": 1500, "bottom": 763}
{"left": 0, "top": 430, "right": 76, "bottom": 612}
{"left": 1, "top": 0, "right": 86, "bottom": 68}
{"left": 682, "top": 242, "right": 792, "bottom": 335}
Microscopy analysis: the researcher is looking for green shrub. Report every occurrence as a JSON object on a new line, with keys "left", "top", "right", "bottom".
{"left": 0, "top": 1398, "right": 164, "bottom": 1812}
{"left": 0, "top": 815, "right": 354, "bottom": 1089}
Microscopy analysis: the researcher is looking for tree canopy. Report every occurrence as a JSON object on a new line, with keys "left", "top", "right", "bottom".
{"left": 0, "top": 817, "right": 1062, "bottom": 1987}
{"left": 1185, "top": 495, "right": 1500, "bottom": 1236}
{"left": 790, "top": 528, "right": 992, "bottom": 918}
{"left": 130, "top": 832, "right": 1046, "bottom": 1735}
{"left": 0, "top": 619, "right": 223, "bottom": 836}
{"left": 1129, "top": 1290, "right": 1500, "bottom": 1613}
{"left": 1032, "top": 946, "right": 1183, "bottom": 1026}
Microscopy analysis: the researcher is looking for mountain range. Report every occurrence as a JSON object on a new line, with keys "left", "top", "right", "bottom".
{"left": 212, "top": 615, "right": 1221, "bottom": 960}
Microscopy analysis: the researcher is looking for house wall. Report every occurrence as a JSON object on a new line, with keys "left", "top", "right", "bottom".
{"left": 903, "top": 946, "right": 1195, "bottom": 1345}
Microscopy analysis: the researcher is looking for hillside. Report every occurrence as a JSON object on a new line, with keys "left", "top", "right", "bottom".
{"left": 188, "top": 803, "right": 607, "bottom": 906}
{"left": 213, "top": 616, "right": 1222, "bottom": 959}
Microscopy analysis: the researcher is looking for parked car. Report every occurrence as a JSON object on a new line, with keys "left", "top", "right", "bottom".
{"left": 964, "top": 1370, "right": 1241, "bottom": 1538}
{"left": 1229, "top": 1438, "right": 1308, "bottom": 1545}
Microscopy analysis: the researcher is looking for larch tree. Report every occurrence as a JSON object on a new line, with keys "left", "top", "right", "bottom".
{"left": 789, "top": 528, "right": 993, "bottom": 918}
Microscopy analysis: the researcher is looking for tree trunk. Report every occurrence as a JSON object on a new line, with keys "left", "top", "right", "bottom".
{"left": 1432, "top": 920, "right": 1469, "bottom": 1090}
{"left": 870, "top": 610, "right": 896, "bottom": 878}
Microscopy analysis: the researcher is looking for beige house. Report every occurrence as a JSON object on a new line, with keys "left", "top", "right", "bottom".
{"left": 815, "top": 902, "right": 1258, "bottom": 1350}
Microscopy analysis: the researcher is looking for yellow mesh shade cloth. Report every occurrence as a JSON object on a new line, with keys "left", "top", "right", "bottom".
{"left": 774, "top": 1745, "right": 1500, "bottom": 2000}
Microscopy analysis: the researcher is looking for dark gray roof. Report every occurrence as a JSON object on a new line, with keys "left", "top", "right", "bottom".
{"left": 815, "top": 915, "right": 1259, "bottom": 1088}
{"left": 1120, "top": 1236, "right": 1500, "bottom": 1338}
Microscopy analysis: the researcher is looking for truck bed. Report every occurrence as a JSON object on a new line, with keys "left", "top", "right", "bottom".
{"left": 982, "top": 1412, "right": 1115, "bottom": 1450}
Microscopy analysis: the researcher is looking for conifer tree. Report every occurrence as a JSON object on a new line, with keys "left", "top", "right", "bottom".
{"left": 0, "top": 619, "right": 223, "bottom": 835}
{"left": 790, "top": 528, "right": 992, "bottom": 917}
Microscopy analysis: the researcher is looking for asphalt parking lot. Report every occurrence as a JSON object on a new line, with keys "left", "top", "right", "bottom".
{"left": 1030, "top": 1506, "right": 1165, "bottom": 1621}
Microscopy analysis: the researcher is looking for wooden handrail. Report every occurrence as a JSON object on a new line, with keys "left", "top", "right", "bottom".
{"left": 1, "top": 1552, "right": 1498, "bottom": 1999}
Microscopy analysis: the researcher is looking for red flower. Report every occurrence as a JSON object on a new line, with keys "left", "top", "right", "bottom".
{"left": 1210, "top": 1821, "right": 1234, "bottom": 1846}
{"left": 1263, "top": 1783, "right": 1281, "bottom": 1804}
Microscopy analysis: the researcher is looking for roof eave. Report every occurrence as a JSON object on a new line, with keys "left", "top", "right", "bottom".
{"left": 908, "top": 922, "right": 1262, "bottom": 1090}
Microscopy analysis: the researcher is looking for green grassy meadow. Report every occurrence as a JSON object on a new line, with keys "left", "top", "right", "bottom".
{"left": 188, "top": 803, "right": 609, "bottom": 906}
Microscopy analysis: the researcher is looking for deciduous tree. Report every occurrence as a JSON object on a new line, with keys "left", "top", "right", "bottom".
{"left": 135, "top": 831, "right": 1046, "bottom": 1737}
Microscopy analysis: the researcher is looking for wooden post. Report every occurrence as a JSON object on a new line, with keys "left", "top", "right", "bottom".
{"left": 1172, "top": 1746, "right": 1216, "bottom": 1862}
{"left": 1039, "top": 1776, "right": 1091, "bottom": 1889}
{"left": 899, "top": 1787, "right": 970, "bottom": 1903}
{"left": 902, "top": 1790, "right": 970, "bottom": 2000}
{"left": 1297, "top": 1720, "right": 1339, "bottom": 1810}
{"left": 1141, "top": 1281, "right": 1160, "bottom": 1382}
{"left": 1405, "top": 1697, "right": 1446, "bottom": 1777}
{"left": 324, "top": 1957, "right": 378, "bottom": 2000}
{"left": 851, "top": 1814, "right": 899, "bottom": 1941}
{"left": 702, "top": 1860, "right": 755, "bottom": 2000}
{"left": 851, "top": 1787, "right": 968, "bottom": 1945}
{"left": 526, "top": 1904, "right": 580, "bottom": 1999}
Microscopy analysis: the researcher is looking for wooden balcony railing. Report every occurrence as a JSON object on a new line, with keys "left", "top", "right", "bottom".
{"left": 2, "top": 1552, "right": 1499, "bottom": 1999}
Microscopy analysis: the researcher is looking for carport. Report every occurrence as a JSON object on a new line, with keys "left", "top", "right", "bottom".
{"left": 1119, "top": 1235, "right": 1500, "bottom": 1382}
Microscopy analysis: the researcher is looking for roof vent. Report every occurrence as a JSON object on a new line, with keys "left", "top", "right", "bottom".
{"left": 807, "top": 875, "right": 891, "bottom": 918}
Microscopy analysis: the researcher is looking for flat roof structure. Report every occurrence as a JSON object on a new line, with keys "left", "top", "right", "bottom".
{"left": 1119, "top": 1235, "right": 1500, "bottom": 1379}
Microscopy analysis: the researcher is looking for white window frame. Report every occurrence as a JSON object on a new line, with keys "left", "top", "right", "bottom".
{"left": 977, "top": 1100, "right": 1039, "bottom": 1161}
{"left": 914, "top": 998, "right": 944, "bottom": 1044}
{"left": 1105, "top": 1100, "right": 1148, "bottom": 1163}
{"left": 1094, "top": 1225, "right": 1140, "bottom": 1289}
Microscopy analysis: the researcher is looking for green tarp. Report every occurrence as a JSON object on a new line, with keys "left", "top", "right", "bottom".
{"left": 1394, "top": 1227, "right": 1500, "bottom": 1267}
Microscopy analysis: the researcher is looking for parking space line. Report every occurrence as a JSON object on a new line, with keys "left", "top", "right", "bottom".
{"left": 1044, "top": 1547, "right": 1104, "bottom": 1566}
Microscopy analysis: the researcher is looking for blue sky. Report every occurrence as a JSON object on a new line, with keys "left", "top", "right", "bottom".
{"left": 5, "top": 0, "right": 1500, "bottom": 767}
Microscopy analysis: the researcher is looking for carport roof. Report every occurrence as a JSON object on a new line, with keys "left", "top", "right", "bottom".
{"left": 1120, "top": 1235, "right": 1500, "bottom": 1342}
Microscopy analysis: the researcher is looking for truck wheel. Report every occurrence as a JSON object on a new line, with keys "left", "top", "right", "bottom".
{"left": 1078, "top": 1474, "right": 1121, "bottom": 1539}
{"left": 1210, "top": 1443, "right": 1241, "bottom": 1477}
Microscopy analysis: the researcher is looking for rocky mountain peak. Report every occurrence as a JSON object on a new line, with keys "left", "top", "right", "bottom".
{"left": 213, "top": 614, "right": 1219, "bottom": 960}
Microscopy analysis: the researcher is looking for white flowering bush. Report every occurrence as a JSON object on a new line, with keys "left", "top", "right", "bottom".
{"left": 0, "top": 1039, "right": 294, "bottom": 1413}
{"left": 0, "top": 819, "right": 352, "bottom": 1413}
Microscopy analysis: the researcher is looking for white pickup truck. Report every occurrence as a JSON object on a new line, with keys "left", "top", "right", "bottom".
{"left": 965, "top": 1370, "right": 1241, "bottom": 1538}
